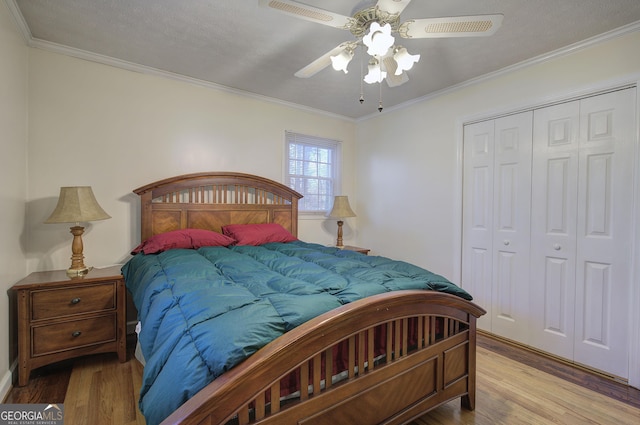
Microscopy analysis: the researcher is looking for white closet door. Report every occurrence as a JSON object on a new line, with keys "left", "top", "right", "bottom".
{"left": 573, "top": 89, "right": 635, "bottom": 378}
{"left": 463, "top": 112, "right": 533, "bottom": 336}
{"left": 462, "top": 120, "right": 495, "bottom": 331}
{"left": 530, "top": 88, "right": 635, "bottom": 378}
{"left": 530, "top": 101, "right": 580, "bottom": 359}
{"left": 490, "top": 112, "right": 533, "bottom": 343}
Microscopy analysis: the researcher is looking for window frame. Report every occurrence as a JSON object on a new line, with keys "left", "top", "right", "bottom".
{"left": 284, "top": 131, "right": 342, "bottom": 216}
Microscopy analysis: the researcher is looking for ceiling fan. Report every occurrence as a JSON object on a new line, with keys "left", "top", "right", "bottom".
{"left": 259, "top": 0, "right": 503, "bottom": 90}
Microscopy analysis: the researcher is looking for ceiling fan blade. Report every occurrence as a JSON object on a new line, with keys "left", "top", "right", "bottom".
{"left": 294, "top": 42, "right": 355, "bottom": 78}
{"left": 259, "top": 0, "right": 353, "bottom": 29}
{"left": 399, "top": 14, "right": 504, "bottom": 38}
{"left": 381, "top": 57, "right": 409, "bottom": 87}
{"left": 376, "top": 0, "right": 413, "bottom": 15}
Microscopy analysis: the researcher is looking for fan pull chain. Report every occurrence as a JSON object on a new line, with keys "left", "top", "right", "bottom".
{"left": 378, "top": 81, "right": 383, "bottom": 112}
{"left": 359, "top": 44, "right": 364, "bottom": 104}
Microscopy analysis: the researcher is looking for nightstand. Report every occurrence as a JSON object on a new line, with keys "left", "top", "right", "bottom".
{"left": 342, "top": 245, "right": 370, "bottom": 255}
{"left": 11, "top": 265, "right": 126, "bottom": 386}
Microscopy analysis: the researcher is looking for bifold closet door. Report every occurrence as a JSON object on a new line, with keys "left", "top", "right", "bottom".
{"left": 462, "top": 112, "right": 533, "bottom": 340}
{"left": 530, "top": 100, "right": 580, "bottom": 360}
{"left": 490, "top": 113, "right": 533, "bottom": 342}
{"left": 462, "top": 119, "right": 495, "bottom": 331}
{"left": 530, "top": 88, "right": 635, "bottom": 379}
{"left": 573, "top": 89, "right": 634, "bottom": 378}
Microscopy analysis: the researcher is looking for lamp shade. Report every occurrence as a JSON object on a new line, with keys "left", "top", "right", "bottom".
{"left": 328, "top": 196, "right": 356, "bottom": 218}
{"left": 45, "top": 186, "right": 111, "bottom": 224}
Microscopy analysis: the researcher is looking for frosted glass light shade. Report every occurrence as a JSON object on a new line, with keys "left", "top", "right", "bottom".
{"left": 364, "top": 60, "right": 386, "bottom": 84}
{"left": 393, "top": 47, "right": 420, "bottom": 75}
{"left": 330, "top": 48, "right": 354, "bottom": 73}
{"left": 363, "top": 22, "right": 395, "bottom": 57}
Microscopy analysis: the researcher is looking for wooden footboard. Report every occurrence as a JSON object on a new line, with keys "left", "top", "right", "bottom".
{"left": 161, "top": 290, "right": 486, "bottom": 425}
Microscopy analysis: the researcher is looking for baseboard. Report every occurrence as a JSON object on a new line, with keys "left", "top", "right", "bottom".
{"left": 0, "top": 362, "right": 16, "bottom": 403}
{"left": 478, "top": 330, "right": 628, "bottom": 384}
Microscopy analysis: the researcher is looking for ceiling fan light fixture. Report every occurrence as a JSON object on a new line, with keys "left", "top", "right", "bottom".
{"left": 266, "top": 0, "right": 504, "bottom": 112}
{"left": 363, "top": 22, "right": 395, "bottom": 56}
{"left": 393, "top": 46, "right": 420, "bottom": 75}
{"left": 364, "top": 59, "right": 386, "bottom": 84}
{"left": 330, "top": 47, "right": 354, "bottom": 73}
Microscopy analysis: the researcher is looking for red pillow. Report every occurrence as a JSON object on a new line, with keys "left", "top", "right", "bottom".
{"left": 131, "top": 229, "right": 235, "bottom": 254}
{"left": 222, "top": 223, "right": 297, "bottom": 246}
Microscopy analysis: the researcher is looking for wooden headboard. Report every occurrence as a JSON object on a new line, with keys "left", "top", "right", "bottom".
{"left": 133, "top": 172, "right": 303, "bottom": 241}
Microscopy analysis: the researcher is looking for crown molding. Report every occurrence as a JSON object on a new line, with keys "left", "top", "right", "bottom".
{"left": 4, "top": 0, "right": 32, "bottom": 42}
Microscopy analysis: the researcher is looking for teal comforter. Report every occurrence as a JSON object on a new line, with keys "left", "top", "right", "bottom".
{"left": 122, "top": 241, "right": 471, "bottom": 425}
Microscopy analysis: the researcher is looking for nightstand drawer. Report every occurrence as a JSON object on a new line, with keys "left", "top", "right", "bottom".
{"left": 31, "top": 282, "right": 116, "bottom": 320}
{"left": 32, "top": 314, "right": 117, "bottom": 356}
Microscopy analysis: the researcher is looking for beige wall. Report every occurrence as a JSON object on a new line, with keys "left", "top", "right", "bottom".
{"left": 26, "top": 49, "right": 357, "bottom": 273}
{"left": 356, "top": 30, "right": 640, "bottom": 280}
{"left": 0, "top": 1, "right": 28, "bottom": 400}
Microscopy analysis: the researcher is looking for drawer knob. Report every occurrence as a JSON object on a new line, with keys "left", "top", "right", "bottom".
{"left": 70, "top": 298, "right": 81, "bottom": 305}
{"left": 71, "top": 331, "right": 82, "bottom": 338}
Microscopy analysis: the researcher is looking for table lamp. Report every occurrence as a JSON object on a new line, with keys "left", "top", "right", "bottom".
{"left": 328, "top": 195, "right": 356, "bottom": 248}
{"left": 45, "top": 186, "right": 111, "bottom": 277}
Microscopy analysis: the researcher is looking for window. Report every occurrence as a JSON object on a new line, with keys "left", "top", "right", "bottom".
{"left": 285, "top": 131, "right": 341, "bottom": 214}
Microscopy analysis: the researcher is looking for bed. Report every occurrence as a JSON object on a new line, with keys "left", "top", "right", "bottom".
{"left": 123, "top": 172, "right": 486, "bottom": 425}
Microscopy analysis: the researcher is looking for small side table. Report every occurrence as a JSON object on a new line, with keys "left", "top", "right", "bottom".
{"left": 342, "top": 245, "right": 370, "bottom": 255}
{"left": 11, "top": 265, "right": 126, "bottom": 386}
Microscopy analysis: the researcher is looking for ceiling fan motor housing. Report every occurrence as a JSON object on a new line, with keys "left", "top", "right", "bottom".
{"left": 349, "top": 6, "right": 401, "bottom": 38}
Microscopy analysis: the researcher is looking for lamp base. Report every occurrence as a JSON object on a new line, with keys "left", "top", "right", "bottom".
{"left": 66, "top": 266, "right": 91, "bottom": 278}
{"left": 335, "top": 220, "right": 344, "bottom": 247}
{"left": 67, "top": 225, "right": 91, "bottom": 278}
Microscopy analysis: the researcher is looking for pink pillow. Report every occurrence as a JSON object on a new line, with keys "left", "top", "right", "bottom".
{"left": 222, "top": 223, "right": 297, "bottom": 246}
{"left": 131, "top": 229, "right": 235, "bottom": 254}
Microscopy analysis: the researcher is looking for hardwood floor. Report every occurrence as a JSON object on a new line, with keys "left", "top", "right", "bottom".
{"left": 4, "top": 335, "right": 145, "bottom": 425}
{"left": 4, "top": 334, "right": 640, "bottom": 424}
{"left": 412, "top": 335, "right": 640, "bottom": 425}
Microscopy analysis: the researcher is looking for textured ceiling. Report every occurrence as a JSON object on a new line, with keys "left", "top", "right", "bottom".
{"left": 8, "top": 0, "right": 640, "bottom": 119}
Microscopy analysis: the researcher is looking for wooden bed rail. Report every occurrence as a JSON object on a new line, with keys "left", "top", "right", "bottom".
{"left": 161, "top": 290, "right": 486, "bottom": 425}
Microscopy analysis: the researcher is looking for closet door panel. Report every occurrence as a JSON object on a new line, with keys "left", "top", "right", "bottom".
{"left": 530, "top": 101, "right": 580, "bottom": 359}
{"left": 491, "top": 112, "right": 533, "bottom": 343}
{"left": 574, "top": 89, "right": 635, "bottom": 378}
{"left": 543, "top": 256, "right": 570, "bottom": 334}
{"left": 462, "top": 120, "right": 495, "bottom": 330}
